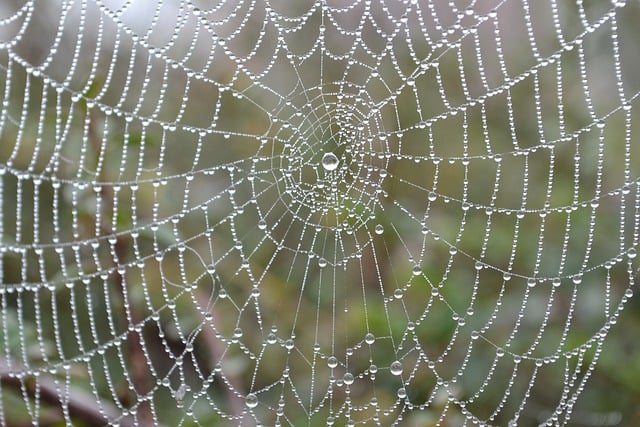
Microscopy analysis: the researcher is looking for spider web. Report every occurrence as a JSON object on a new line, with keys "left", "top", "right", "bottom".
{"left": 0, "top": 0, "right": 639, "bottom": 425}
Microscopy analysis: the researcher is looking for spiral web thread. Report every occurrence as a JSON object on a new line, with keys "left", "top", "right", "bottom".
{"left": 0, "top": 0, "right": 639, "bottom": 426}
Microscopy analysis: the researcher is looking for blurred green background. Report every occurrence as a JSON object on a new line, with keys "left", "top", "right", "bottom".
{"left": 0, "top": 0, "right": 639, "bottom": 426}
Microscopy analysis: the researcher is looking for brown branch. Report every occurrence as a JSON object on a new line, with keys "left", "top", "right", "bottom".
{"left": 0, "top": 362, "right": 136, "bottom": 427}
{"left": 112, "top": 239, "right": 155, "bottom": 426}
{"left": 87, "top": 107, "right": 154, "bottom": 426}
{"left": 196, "top": 291, "right": 245, "bottom": 419}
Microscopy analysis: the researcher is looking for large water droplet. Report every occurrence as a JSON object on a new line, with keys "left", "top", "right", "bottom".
{"left": 266, "top": 332, "right": 277, "bottom": 344}
{"left": 365, "top": 333, "right": 375, "bottom": 344}
{"left": 343, "top": 372, "right": 354, "bottom": 385}
{"left": 397, "top": 387, "right": 407, "bottom": 399}
{"left": 245, "top": 393, "right": 259, "bottom": 408}
{"left": 321, "top": 152, "right": 340, "bottom": 171}
{"left": 327, "top": 356, "right": 338, "bottom": 368}
{"left": 390, "top": 361, "right": 403, "bottom": 376}
{"left": 284, "top": 338, "right": 294, "bottom": 350}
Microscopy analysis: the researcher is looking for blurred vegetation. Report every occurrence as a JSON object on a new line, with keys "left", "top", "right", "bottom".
{"left": 0, "top": 0, "right": 639, "bottom": 426}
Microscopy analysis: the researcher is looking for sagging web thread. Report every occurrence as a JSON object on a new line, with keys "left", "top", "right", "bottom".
{"left": 0, "top": 0, "right": 639, "bottom": 426}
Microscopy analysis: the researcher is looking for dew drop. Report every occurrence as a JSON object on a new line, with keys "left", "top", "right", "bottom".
{"left": 266, "top": 332, "right": 277, "bottom": 344}
{"left": 397, "top": 387, "right": 407, "bottom": 398}
{"left": 374, "top": 224, "right": 384, "bottom": 235}
{"left": 245, "top": 393, "right": 258, "bottom": 409}
{"left": 343, "top": 373, "right": 354, "bottom": 385}
{"left": 327, "top": 356, "right": 338, "bottom": 368}
{"left": 321, "top": 152, "right": 340, "bottom": 171}
{"left": 390, "top": 361, "right": 403, "bottom": 376}
{"left": 258, "top": 220, "right": 267, "bottom": 230}
{"left": 365, "top": 333, "right": 375, "bottom": 344}
{"left": 412, "top": 266, "right": 421, "bottom": 276}
{"left": 628, "top": 248, "right": 637, "bottom": 259}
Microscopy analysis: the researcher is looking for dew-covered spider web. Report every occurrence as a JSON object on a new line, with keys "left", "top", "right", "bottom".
{"left": 0, "top": 0, "right": 640, "bottom": 426}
